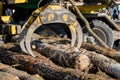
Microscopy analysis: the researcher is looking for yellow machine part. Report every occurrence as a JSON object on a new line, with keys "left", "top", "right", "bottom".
{"left": 77, "top": 4, "right": 108, "bottom": 14}
{"left": 7, "top": 0, "right": 28, "bottom": 4}
{"left": 8, "top": 24, "right": 17, "bottom": 35}
{"left": 0, "top": 2, "right": 2, "bottom": 16}
{"left": 1, "top": 16, "right": 13, "bottom": 23}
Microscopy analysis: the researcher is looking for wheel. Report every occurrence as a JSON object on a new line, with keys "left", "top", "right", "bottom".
{"left": 91, "top": 19, "right": 114, "bottom": 48}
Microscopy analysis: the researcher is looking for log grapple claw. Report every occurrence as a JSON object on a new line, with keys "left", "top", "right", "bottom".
{"left": 19, "top": 5, "right": 83, "bottom": 57}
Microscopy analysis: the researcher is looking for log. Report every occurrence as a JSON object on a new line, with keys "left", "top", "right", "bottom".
{"left": 0, "top": 71, "right": 20, "bottom": 80}
{"left": 0, "top": 43, "right": 16, "bottom": 50}
{"left": 37, "top": 38, "right": 120, "bottom": 63}
{"left": 0, "top": 43, "right": 21, "bottom": 53}
{"left": 0, "top": 51, "right": 113, "bottom": 80}
{"left": 0, "top": 63, "right": 44, "bottom": 80}
{"left": 81, "top": 43, "right": 120, "bottom": 62}
{"left": 34, "top": 42, "right": 120, "bottom": 78}
{"left": 83, "top": 50, "right": 120, "bottom": 78}
{"left": 35, "top": 43, "right": 90, "bottom": 71}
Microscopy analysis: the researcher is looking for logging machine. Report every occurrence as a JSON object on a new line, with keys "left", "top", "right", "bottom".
{"left": 0, "top": 0, "right": 120, "bottom": 57}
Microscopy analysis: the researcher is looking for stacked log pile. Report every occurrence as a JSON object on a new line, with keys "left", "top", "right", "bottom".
{"left": 0, "top": 63, "right": 44, "bottom": 80}
{"left": 0, "top": 38, "right": 120, "bottom": 79}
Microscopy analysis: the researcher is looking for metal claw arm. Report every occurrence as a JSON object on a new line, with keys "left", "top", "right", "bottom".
{"left": 19, "top": 5, "right": 83, "bottom": 57}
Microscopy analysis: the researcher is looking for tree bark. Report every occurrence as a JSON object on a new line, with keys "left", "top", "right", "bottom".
{"left": 0, "top": 51, "right": 113, "bottom": 80}
{"left": 0, "top": 63, "right": 44, "bottom": 80}
{"left": 0, "top": 71, "right": 20, "bottom": 80}
{"left": 34, "top": 42, "right": 120, "bottom": 78}
{"left": 82, "top": 49, "right": 120, "bottom": 78}
{"left": 81, "top": 43, "right": 120, "bottom": 62}
{"left": 35, "top": 43, "right": 90, "bottom": 71}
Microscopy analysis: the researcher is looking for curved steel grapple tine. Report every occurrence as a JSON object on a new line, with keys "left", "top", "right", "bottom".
{"left": 20, "top": 39, "right": 27, "bottom": 53}
{"left": 19, "top": 29, "right": 28, "bottom": 53}
{"left": 69, "top": 23, "right": 77, "bottom": 47}
{"left": 24, "top": 17, "right": 42, "bottom": 57}
{"left": 75, "top": 21, "right": 83, "bottom": 48}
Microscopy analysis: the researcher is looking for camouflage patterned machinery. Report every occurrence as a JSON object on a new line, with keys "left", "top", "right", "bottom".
{"left": 18, "top": 0, "right": 120, "bottom": 57}
{"left": 1, "top": 0, "right": 120, "bottom": 57}
{"left": 19, "top": 0, "right": 83, "bottom": 57}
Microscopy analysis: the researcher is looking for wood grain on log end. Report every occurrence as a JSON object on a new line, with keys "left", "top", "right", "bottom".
{"left": 74, "top": 54, "right": 90, "bottom": 71}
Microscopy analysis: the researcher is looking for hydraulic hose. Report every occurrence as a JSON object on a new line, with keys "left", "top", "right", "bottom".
{"left": 69, "top": 0, "right": 109, "bottom": 48}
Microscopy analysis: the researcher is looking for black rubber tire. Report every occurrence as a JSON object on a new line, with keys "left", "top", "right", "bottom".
{"left": 92, "top": 19, "right": 114, "bottom": 48}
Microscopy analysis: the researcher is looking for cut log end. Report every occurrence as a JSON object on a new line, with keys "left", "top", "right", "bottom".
{"left": 74, "top": 54, "right": 90, "bottom": 71}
